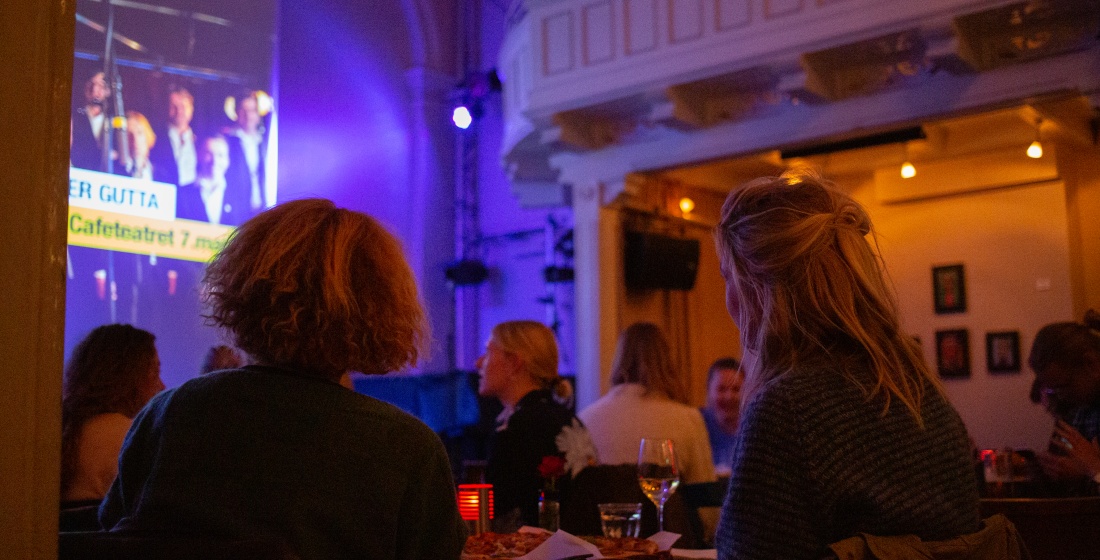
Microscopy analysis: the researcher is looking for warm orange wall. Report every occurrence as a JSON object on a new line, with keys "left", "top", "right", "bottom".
{"left": 828, "top": 138, "right": 1100, "bottom": 450}
{"left": 1059, "top": 141, "right": 1100, "bottom": 315}
{"left": 864, "top": 178, "right": 1072, "bottom": 450}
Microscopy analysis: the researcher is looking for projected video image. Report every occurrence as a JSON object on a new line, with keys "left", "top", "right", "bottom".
{"left": 70, "top": 0, "right": 278, "bottom": 260}
{"left": 67, "top": 0, "right": 278, "bottom": 386}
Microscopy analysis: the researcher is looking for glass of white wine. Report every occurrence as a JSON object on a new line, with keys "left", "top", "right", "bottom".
{"left": 637, "top": 438, "right": 680, "bottom": 533}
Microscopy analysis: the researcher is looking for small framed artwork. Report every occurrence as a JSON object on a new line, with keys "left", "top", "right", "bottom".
{"left": 932, "top": 264, "right": 966, "bottom": 314}
{"left": 986, "top": 331, "right": 1021, "bottom": 374}
{"left": 936, "top": 329, "right": 970, "bottom": 379}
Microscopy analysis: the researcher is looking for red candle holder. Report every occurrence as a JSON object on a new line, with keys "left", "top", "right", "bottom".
{"left": 457, "top": 483, "right": 493, "bottom": 534}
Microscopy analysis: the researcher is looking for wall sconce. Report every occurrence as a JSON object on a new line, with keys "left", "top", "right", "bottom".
{"left": 1027, "top": 118, "right": 1043, "bottom": 159}
{"left": 457, "top": 483, "right": 494, "bottom": 534}
{"left": 678, "top": 197, "right": 695, "bottom": 214}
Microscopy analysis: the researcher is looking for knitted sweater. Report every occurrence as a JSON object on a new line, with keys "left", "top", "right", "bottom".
{"left": 716, "top": 368, "right": 980, "bottom": 560}
{"left": 99, "top": 367, "right": 467, "bottom": 560}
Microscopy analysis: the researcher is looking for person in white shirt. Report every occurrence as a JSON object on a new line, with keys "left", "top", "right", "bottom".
{"left": 151, "top": 86, "right": 198, "bottom": 186}
{"left": 578, "top": 322, "right": 716, "bottom": 484}
{"left": 224, "top": 91, "right": 269, "bottom": 216}
{"left": 176, "top": 136, "right": 246, "bottom": 226}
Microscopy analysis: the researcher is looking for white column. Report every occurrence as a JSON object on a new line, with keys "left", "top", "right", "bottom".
{"left": 570, "top": 179, "right": 625, "bottom": 410}
{"left": 405, "top": 66, "right": 460, "bottom": 372}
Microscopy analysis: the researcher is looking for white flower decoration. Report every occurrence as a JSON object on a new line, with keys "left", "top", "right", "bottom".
{"left": 555, "top": 418, "right": 598, "bottom": 477}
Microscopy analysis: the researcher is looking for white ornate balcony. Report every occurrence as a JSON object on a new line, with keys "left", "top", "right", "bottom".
{"left": 498, "top": 0, "right": 1100, "bottom": 202}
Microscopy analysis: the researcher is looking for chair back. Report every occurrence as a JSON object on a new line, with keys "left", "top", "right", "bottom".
{"left": 58, "top": 531, "right": 297, "bottom": 560}
{"left": 980, "top": 497, "right": 1100, "bottom": 560}
{"left": 825, "top": 514, "right": 1030, "bottom": 560}
{"left": 559, "top": 464, "right": 703, "bottom": 548}
{"left": 59, "top": 504, "right": 101, "bottom": 533}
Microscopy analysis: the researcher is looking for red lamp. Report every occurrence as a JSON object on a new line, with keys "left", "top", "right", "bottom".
{"left": 457, "top": 483, "right": 493, "bottom": 534}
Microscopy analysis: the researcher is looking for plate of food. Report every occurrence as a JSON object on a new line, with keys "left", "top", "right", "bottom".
{"left": 461, "top": 530, "right": 666, "bottom": 559}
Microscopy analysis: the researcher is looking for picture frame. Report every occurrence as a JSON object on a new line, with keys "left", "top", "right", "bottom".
{"left": 935, "top": 329, "right": 970, "bottom": 379}
{"left": 932, "top": 264, "right": 966, "bottom": 314}
{"left": 986, "top": 331, "right": 1021, "bottom": 374}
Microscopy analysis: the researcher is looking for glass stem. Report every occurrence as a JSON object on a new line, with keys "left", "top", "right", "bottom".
{"left": 658, "top": 503, "right": 665, "bottom": 532}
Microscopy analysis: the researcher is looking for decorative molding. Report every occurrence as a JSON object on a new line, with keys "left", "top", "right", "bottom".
{"left": 669, "top": 0, "right": 705, "bottom": 44}
{"left": 625, "top": 0, "right": 660, "bottom": 55}
{"left": 543, "top": 11, "right": 576, "bottom": 75}
{"left": 716, "top": 0, "right": 752, "bottom": 31}
{"left": 583, "top": 1, "right": 616, "bottom": 65}
{"left": 764, "top": 0, "right": 804, "bottom": 19}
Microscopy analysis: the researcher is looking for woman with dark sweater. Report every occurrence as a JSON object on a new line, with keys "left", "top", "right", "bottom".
{"left": 712, "top": 173, "right": 980, "bottom": 560}
{"left": 99, "top": 199, "right": 466, "bottom": 560}
{"left": 478, "top": 320, "right": 585, "bottom": 531}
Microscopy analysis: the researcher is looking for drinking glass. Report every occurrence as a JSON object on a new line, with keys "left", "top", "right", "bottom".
{"left": 637, "top": 438, "right": 680, "bottom": 533}
{"left": 598, "top": 502, "right": 642, "bottom": 538}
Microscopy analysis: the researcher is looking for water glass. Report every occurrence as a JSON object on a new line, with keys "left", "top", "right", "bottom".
{"left": 598, "top": 502, "right": 642, "bottom": 538}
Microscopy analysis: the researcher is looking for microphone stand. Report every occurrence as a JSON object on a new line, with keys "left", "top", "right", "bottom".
{"left": 100, "top": 0, "right": 132, "bottom": 322}
{"left": 101, "top": 0, "right": 131, "bottom": 176}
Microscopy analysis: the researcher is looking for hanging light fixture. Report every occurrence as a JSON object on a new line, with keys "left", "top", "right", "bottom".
{"left": 678, "top": 197, "right": 695, "bottom": 214}
{"left": 900, "top": 143, "right": 915, "bottom": 179}
{"left": 1027, "top": 118, "right": 1043, "bottom": 159}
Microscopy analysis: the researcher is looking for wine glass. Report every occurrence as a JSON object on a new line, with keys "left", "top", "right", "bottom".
{"left": 637, "top": 438, "right": 680, "bottom": 533}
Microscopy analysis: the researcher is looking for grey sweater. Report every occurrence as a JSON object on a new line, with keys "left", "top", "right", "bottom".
{"left": 99, "top": 366, "right": 467, "bottom": 560}
{"left": 716, "top": 368, "right": 980, "bottom": 560}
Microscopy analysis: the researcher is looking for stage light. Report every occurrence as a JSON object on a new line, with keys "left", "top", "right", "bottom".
{"left": 452, "top": 106, "right": 473, "bottom": 129}
{"left": 678, "top": 197, "right": 695, "bottom": 214}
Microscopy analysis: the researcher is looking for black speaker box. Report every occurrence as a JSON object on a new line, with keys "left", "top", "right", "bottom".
{"left": 624, "top": 231, "right": 700, "bottom": 291}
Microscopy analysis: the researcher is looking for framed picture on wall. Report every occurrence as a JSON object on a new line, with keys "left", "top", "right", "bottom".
{"left": 932, "top": 264, "right": 966, "bottom": 314}
{"left": 936, "top": 329, "right": 970, "bottom": 379}
{"left": 986, "top": 331, "right": 1021, "bottom": 374}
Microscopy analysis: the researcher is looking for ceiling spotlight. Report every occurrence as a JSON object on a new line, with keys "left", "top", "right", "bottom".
{"left": 1027, "top": 140, "right": 1043, "bottom": 159}
{"left": 452, "top": 106, "right": 473, "bottom": 130}
{"left": 678, "top": 197, "right": 695, "bottom": 214}
{"left": 900, "top": 161, "right": 916, "bottom": 179}
{"left": 1027, "top": 118, "right": 1043, "bottom": 159}
{"left": 899, "top": 141, "right": 916, "bottom": 179}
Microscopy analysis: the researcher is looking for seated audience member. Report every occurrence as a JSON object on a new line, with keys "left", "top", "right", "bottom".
{"left": 700, "top": 357, "right": 742, "bottom": 474}
{"left": 99, "top": 199, "right": 467, "bottom": 560}
{"left": 713, "top": 173, "right": 979, "bottom": 560}
{"left": 578, "top": 322, "right": 716, "bottom": 484}
{"left": 62, "top": 324, "right": 165, "bottom": 505}
{"left": 175, "top": 136, "right": 249, "bottom": 226}
{"left": 1029, "top": 310, "right": 1100, "bottom": 488}
{"left": 479, "top": 320, "right": 590, "bottom": 532}
{"left": 200, "top": 344, "right": 245, "bottom": 375}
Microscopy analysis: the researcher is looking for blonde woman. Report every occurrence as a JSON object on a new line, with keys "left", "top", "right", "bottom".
{"left": 713, "top": 174, "right": 979, "bottom": 559}
{"left": 99, "top": 199, "right": 466, "bottom": 560}
{"left": 478, "top": 320, "right": 584, "bottom": 531}
{"left": 124, "top": 110, "right": 156, "bottom": 180}
{"left": 578, "top": 322, "right": 716, "bottom": 484}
